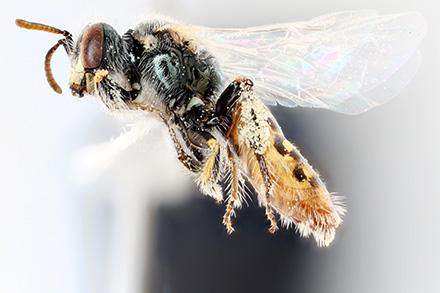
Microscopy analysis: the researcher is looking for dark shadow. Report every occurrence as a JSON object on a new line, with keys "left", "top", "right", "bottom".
{"left": 147, "top": 193, "right": 324, "bottom": 293}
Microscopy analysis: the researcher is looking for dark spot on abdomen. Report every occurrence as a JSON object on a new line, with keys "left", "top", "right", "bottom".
{"left": 293, "top": 165, "right": 307, "bottom": 182}
{"left": 274, "top": 135, "right": 289, "bottom": 155}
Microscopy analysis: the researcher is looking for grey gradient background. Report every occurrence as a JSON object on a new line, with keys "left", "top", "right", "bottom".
{"left": 1, "top": 0, "right": 439, "bottom": 293}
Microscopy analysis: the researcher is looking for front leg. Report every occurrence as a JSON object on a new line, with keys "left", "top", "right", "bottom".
{"left": 168, "top": 125, "right": 202, "bottom": 173}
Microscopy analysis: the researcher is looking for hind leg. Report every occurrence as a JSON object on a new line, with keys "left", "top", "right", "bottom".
{"left": 256, "top": 154, "right": 279, "bottom": 234}
{"left": 216, "top": 77, "right": 279, "bottom": 234}
{"left": 222, "top": 148, "right": 242, "bottom": 234}
{"left": 215, "top": 77, "right": 254, "bottom": 119}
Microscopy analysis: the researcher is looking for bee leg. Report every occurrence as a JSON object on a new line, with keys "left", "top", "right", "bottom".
{"left": 217, "top": 77, "right": 278, "bottom": 233}
{"left": 175, "top": 146, "right": 200, "bottom": 172}
{"left": 256, "top": 154, "right": 279, "bottom": 234}
{"left": 215, "top": 77, "right": 254, "bottom": 117}
{"left": 196, "top": 138, "right": 223, "bottom": 203}
{"left": 126, "top": 103, "right": 201, "bottom": 172}
{"left": 222, "top": 148, "right": 241, "bottom": 234}
{"left": 165, "top": 126, "right": 201, "bottom": 174}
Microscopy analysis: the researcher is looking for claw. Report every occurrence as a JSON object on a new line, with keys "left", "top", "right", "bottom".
{"left": 265, "top": 205, "right": 279, "bottom": 234}
{"left": 222, "top": 209, "right": 235, "bottom": 234}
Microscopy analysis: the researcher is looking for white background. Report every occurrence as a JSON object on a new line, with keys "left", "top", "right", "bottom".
{"left": 1, "top": 0, "right": 439, "bottom": 293}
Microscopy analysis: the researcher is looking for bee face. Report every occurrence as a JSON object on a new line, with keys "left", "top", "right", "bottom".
{"left": 69, "top": 23, "right": 135, "bottom": 98}
{"left": 69, "top": 23, "right": 104, "bottom": 96}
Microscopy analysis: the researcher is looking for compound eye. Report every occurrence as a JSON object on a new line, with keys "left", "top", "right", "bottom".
{"left": 81, "top": 23, "right": 104, "bottom": 69}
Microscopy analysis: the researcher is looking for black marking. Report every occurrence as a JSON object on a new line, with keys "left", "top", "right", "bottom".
{"left": 273, "top": 136, "right": 301, "bottom": 161}
{"left": 250, "top": 108, "right": 258, "bottom": 123}
{"left": 274, "top": 135, "right": 289, "bottom": 155}
{"left": 308, "top": 176, "right": 320, "bottom": 188}
{"left": 293, "top": 165, "right": 308, "bottom": 182}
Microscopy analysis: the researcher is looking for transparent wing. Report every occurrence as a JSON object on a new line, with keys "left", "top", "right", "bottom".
{"left": 191, "top": 10, "right": 427, "bottom": 114}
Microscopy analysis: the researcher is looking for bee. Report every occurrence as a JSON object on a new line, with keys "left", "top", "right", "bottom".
{"left": 16, "top": 11, "right": 426, "bottom": 246}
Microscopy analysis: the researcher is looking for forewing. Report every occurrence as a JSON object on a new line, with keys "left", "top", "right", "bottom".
{"left": 191, "top": 11, "right": 427, "bottom": 114}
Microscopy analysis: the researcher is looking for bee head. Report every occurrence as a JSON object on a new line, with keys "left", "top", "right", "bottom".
{"left": 70, "top": 23, "right": 136, "bottom": 98}
{"left": 68, "top": 23, "right": 105, "bottom": 97}
{"left": 15, "top": 19, "right": 136, "bottom": 98}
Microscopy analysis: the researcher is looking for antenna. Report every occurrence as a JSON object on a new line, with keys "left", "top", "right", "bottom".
{"left": 16, "top": 19, "right": 73, "bottom": 94}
